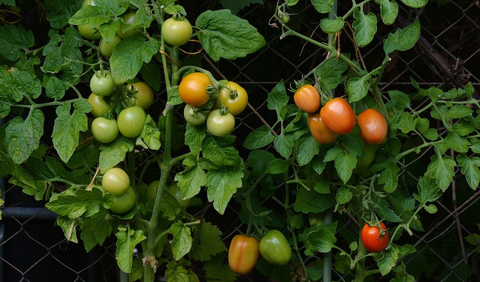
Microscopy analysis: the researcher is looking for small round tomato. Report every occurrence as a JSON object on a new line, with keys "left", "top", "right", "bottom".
{"left": 167, "top": 184, "right": 191, "bottom": 208}
{"left": 102, "top": 167, "right": 130, "bottom": 196}
{"left": 228, "top": 235, "right": 259, "bottom": 276}
{"left": 217, "top": 81, "right": 248, "bottom": 116}
{"left": 320, "top": 97, "right": 356, "bottom": 134}
{"left": 357, "top": 108, "right": 388, "bottom": 145}
{"left": 354, "top": 144, "right": 376, "bottom": 174}
{"left": 294, "top": 85, "right": 320, "bottom": 113}
{"left": 307, "top": 113, "right": 338, "bottom": 144}
{"left": 178, "top": 72, "right": 212, "bottom": 107}
{"left": 206, "top": 109, "right": 235, "bottom": 136}
{"left": 361, "top": 222, "right": 389, "bottom": 253}
{"left": 117, "top": 106, "right": 146, "bottom": 138}
{"left": 162, "top": 17, "right": 193, "bottom": 46}
{"left": 87, "top": 93, "right": 109, "bottom": 117}
{"left": 99, "top": 35, "right": 122, "bottom": 57}
{"left": 126, "top": 81, "right": 154, "bottom": 110}
{"left": 91, "top": 117, "right": 119, "bottom": 143}
{"left": 117, "top": 11, "right": 139, "bottom": 39}
{"left": 90, "top": 70, "right": 115, "bottom": 97}
{"left": 78, "top": 24, "right": 101, "bottom": 40}
{"left": 259, "top": 230, "right": 292, "bottom": 265}
{"left": 184, "top": 105, "right": 207, "bottom": 125}
{"left": 109, "top": 186, "right": 136, "bottom": 214}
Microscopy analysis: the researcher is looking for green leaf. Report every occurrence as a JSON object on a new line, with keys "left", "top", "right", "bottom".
{"left": 192, "top": 220, "right": 227, "bottom": 262}
{"left": 175, "top": 157, "right": 207, "bottom": 199}
{"left": 386, "top": 90, "right": 410, "bottom": 111}
{"left": 347, "top": 75, "right": 372, "bottom": 102}
{"left": 116, "top": 225, "right": 146, "bottom": 273}
{"left": 311, "top": 0, "right": 335, "bottom": 13}
{"left": 244, "top": 125, "right": 274, "bottom": 149}
{"left": 427, "top": 155, "right": 455, "bottom": 191}
{"left": 274, "top": 132, "right": 295, "bottom": 159}
{"left": 140, "top": 61, "right": 162, "bottom": 92}
{"left": 307, "top": 223, "right": 337, "bottom": 253}
{"left": 384, "top": 20, "right": 420, "bottom": 56}
{"left": 137, "top": 115, "right": 161, "bottom": 150}
{"left": 352, "top": 9, "right": 377, "bottom": 47}
{"left": 68, "top": 5, "right": 113, "bottom": 26}
{"left": 110, "top": 34, "right": 159, "bottom": 84}
{"left": 297, "top": 136, "right": 320, "bottom": 166}
{"left": 165, "top": 261, "right": 189, "bottom": 282}
{"left": 6, "top": 109, "right": 44, "bottom": 164}
{"left": 339, "top": 127, "right": 363, "bottom": 156}
{"left": 169, "top": 221, "right": 193, "bottom": 261}
{"left": 196, "top": 9, "right": 266, "bottom": 61}
{"left": 185, "top": 123, "right": 206, "bottom": 155}
{"left": 203, "top": 254, "right": 236, "bottom": 282}
{"left": 456, "top": 154, "right": 480, "bottom": 190}
{"left": 376, "top": 0, "right": 399, "bottom": 25}
{"left": 218, "top": 0, "right": 263, "bottom": 14}
{"left": 334, "top": 150, "right": 357, "bottom": 184}
{"left": 56, "top": 216, "right": 78, "bottom": 243}
{"left": 320, "top": 17, "right": 344, "bottom": 33}
{"left": 336, "top": 187, "right": 353, "bottom": 205}
{"left": 99, "top": 136, "right": 134, "bottom": 173}
{"left": 293, "top": 188, "right": 336, "bottom": 214}
{"left": 46, "top": 188, "right": 113, "bottom": 219}
{"left": 378, "top": 162, "right": 399, "bottom": 193}
{"left": 44, "top": 75, "right": 66, "bottom": 100}
{"left": 0, "top": 66, "right": 42, "bottom": 104}
{"left": 80, "top": 209, "right": 115, "bottom": 252}
{"left": 448, "top": 105, "right": 473, "bottom": 119}
{"left": 413, "top": 173, "right": 442, "bottom": 204}
{"left": 0, "top": 25, "right": 35, "bottom": 61}
{"left": 203, "top": 135, "right": 242, "bottom": 167}
{"left": 400, "top": 0, "right": 428, "bottom": 8}
{"left": 316, "top": 58, "right": 348, "bottom": 92}
{"left": 266, "top": 158, "right": 290, "bottom": 174}
{"left": 129, "top": 257, "right": 144, "bottom": 282}
{"left": 375, "top": 245, "right": 399, "bottom": 275}
{"left": 160, "top": 192, "right": 181, "bottom": 221}
{"left": 206, "top": 165, "right": 243, "bottom": 214}
{"left": 267, "top": 80, "right": 289, "bottom": 112}
{"left": 444, "top": 131, "right": 470, "bottom": 153}
{"left": 44, "top": 0, "right": 82, "bottom": 29}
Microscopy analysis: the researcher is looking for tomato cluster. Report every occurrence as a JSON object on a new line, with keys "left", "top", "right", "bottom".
{"left": 102, "top": 167, "right": 136, "bottom": 214}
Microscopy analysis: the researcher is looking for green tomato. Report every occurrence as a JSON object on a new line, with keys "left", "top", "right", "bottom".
{"left": 117, "top": 106, "right": 146, "bottom": 138}
{"left": 87, "top": 93, "right": 109, "bottom": 117}
{"left": 184, "top": 104, "right": 207, "bottom": 125}
{"left": 117, "top": 11, "right": 139, "bottom": 39}
{"left": 91, "top": 117, "right": 119, "bottom": 143}
{"left": 167, "top": 184, "right": 190, "bottom": 208}
{"left": 102, "top": 167, "right": 130, "bottom": 196}
{"left": 109, "top": 186, "right": 136, "bottom": 214}
{"left": 126, "top": 81, "right": 154, "bottom": 110}
{"left": 162, "top": 17, "right": 193, "bottom": 46}
{"left": 78, "top": 24, "right": 101, "bottom": 40}
{"left": 206, "top": 109, "right": 235, "bottom": 136}
{"left": 354, "top": 144, "right": 376, "bottom": 174}
{"left": 99, "top": 35, "right": 122, "bottom": 57}
{"left": 90, "top": 70, "right": 115, "bottom": 97}
{"left": 259, "top": 230, "right": 292, "bottom": 265}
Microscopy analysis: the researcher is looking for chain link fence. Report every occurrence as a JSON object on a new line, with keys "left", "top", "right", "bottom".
{"left": 1, "top": 0, "right": 480, "bottom": 281}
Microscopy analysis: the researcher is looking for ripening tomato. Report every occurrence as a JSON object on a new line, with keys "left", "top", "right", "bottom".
{"left": 162, "top": 17, "right": 193, "bottom": 46}
{"left": 126, "top": 81, "right": 154, "bottom": 110}
{"left": 178, "top": 72, "right": 212, "bottom": 107}
{"left": 228, "top": 235, "right": 259, "bottom": 276}
{"left": 99, "top": 35, "right": 122, "bottom": 57}
{"left": 361, "top": 222, "right": 389, "bottom": 253}
{"left": 109, "top": 186, "right": 136, "bottom": 214}
{"left": 259, "top": 230, "right": 292, "bottom": 265}
{"left": 294, "top": 85, "right": 320, "bottom": 113}
{"left": 206, "top": 109, "right": 235, "bottom": 136}
{"left": 91, "top": 117, "right": 119, "bottom": 143}
{"left": 102, "top": 167, "right": 130, "bottom": 196}
{"left": 307, "top": 113, "right": 338, "bottom": 144}
{"left": 117, "top": 106, "right": 146, "bottom": 138}
{"left": 117, "top": 11, "right": 139, "bottom": 39}
{"left": 320, "top": 97, "right": 356, "bottom": 134}
{"left": 87, "top": 93, "right": 109, "bottom": 117}
{"left": 183, "top": 104, "right": 207, "bottom": 125}
{"left": 217, "top": 81, "right": 248, "bottom": 116}
{"left": 357, "top": 108, "right": 388, "bottom": 145}
{"left": 90, "top": 70, "right": 115, "bottom": 97}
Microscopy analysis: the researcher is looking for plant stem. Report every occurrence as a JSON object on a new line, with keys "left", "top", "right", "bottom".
{"left": 354, "top": 219, "right": 367, "bottom": 282}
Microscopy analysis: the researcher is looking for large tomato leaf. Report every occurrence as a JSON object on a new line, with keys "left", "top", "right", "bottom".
{"left": 206, "top": 164, "right": 243, "bottom": 214}
{"left": 169, "top": 221, "right": 193, "bottom": 261}
{"left": 6, "top": 109, "right": 44, "bottom": 164}
{"left": 384, "top": 20, "right": 420, "bottom": 56}
{"left": 352, "top": 8, "right": 377, "bottom": 47}
{"left": 192, "top": 220, "right": 227, "bottom": 262}
{"left": 116, "top": 225, "right": 146, "bottom": 273}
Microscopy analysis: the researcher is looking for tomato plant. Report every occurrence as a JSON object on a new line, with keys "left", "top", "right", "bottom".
{"left": 99, "top": 35, "right": 122, "bottom": 58}
{"left": 91, "top": 117, "right": 119, "bottom": 143}
{"left": 357, "top": 108, "right": 388, "bottom": 145}
{"left": 109, "top": 186, "right": 136, "bottom": 214}
{"left": 217, "top": 81, "right": 248, "bottom": 116}
{"left": 178, "top": 72, "right": 212, "bottom": 107}
{"left": 126, "top": 81, "right": 154, "bottom": 110}
{"left": 183, "top": 104, "right": 207, "bottom": 125}
{"left": 320, "top": 97, "right": 356, "bottom": 134}
{"left": 102, "top": 167, "right": 130, "bottom": 196}
{"left": 228, "top": 235, "right": 259, "bottom": 276}
{"left": 259, "top": 230, "right": 292, "bottom": 266}
{"left": 307, "top": 112, "right": 338, "bottom": 144}
{"left": 206, "top": 109, "right": 235, "bottom": 136}
{"left": 117, "top": 106, "right": 146, "bottom": 138}
{"left": 162, "top": 17, "right": 193, "bottom": 46}
{"left": 294, "top": 85, "right": 320, "bottom": 113}
{"left": 361, "top": 222, "right": 389, "bottom": 253}
{"left": 87, "top": 93, "right": 109, "bottom": 117}
{"left": 90, "top": 70, "right": 115, "bottom": 97}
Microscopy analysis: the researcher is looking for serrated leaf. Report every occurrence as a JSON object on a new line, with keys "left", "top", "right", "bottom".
{"left": 99, "top": 136, "right": 134, "bottom": 173}
{"left": 316, "top": 58, "right": 348, "bottom": 92}
{"left": 68, "top": 5, "right": 111, "bottom": 26}
{"left": 274, "top": 132, "right": 294, "bottom": 159}
{"left": 0, "top": 66, "right": 42, "bottom": 103}
{"left": 311, "top": 0, "right": 334, "bottom": 13}
{"left": 192, "top": 220, "right": 227, "bottom": 262}
{"left": 80, "top": 209, "right": 115, "bottom": 252}
{"left": 386, "top": 90, "right": 410, "bottom": 111}
{"left": 0, "top": 25, "right": 35, "bottom": 61}
{"left": 243, "top": 125, "right": 274, "bottom": 149}
{"left": 414, "top": 173, "right": 442, "bottom": 204}
{"left": 56, "top": 216, "right": 79, "bottom": 243}
{"left": 6, "top": 109, "right": 44, "bottom": 164}
{"left": 46, "top": 188, "right": 112, "bottom": 219}
{"left": 267, "top": 80, "right": 289, "bottom": 112}
{"left": 347, "top": 75, "right": 372, "bottom": 102}
{"left": 334, "top": 150, "right": 357, "bottom": 183}
{"left": 266, "top": 158, "right": 290, "bottom": 174}
{"left": 444, "top": 131, "right": 470, "bottom": 153}
{"left": 185, "top": 123, "right": 206, "bottom": 155}
{"left": 196, "top": 9, "right": 266, "bottom": 61}
{"left": 457, "top": 154, "right": 480, "bottom": 190}
{"left": 165, "top": 261, "right": 189, "bottom": 282}
{"left": 307, "top": 223, "right": 337, "bottom": 253}
{"left": 44, "top": 0, "right": 82, "bottom": 29}
{"left": 203, "top": 135, "right": 241, "bottom": 167}
{"left": 448, "top": 105, "right": 473, "bottom": 119}
{"left": 428, "top": 155, "right": 455, "bottom": 191}
{"left": 297, "top": 136, "right": 320, "bottom": 166}
{"left": 116, "top": 225, "right": 146, "bottom": 273}
{"left": 44, "top": 75, "right": 66, "bottom": 100}
{"left": 378, "top": 162, "right": 399, "bottom": 193}
{"left": 293, "top": 188, "right": 336, "bottom": 213}
{"left": 352, "top": 9, "right": 377, "bottom": 47}
{"left": 384, "top": 20, "right": 420, "bottom": 56}
{"left": 376, "top": 0, "right": 399, "bottom": 25}
{"left": 320, "top": 17, "right": 344, "bottom": 33}
{"left": 175, "top": 157, "right": 207, "bottom": 199}
{"left": 138, "top": 115, "right": 161, "bottom": 150}
{"left": 169, "top": 221, "right": 193, "bottom": 261}
{"left": 375, "top": 245, "right": 399, "bottom": 275}
{"left": 206, "top": 165, "right": 243, "bottom": 214}
{"left": 203, "top": 254, "right": 236, "bottom": 282}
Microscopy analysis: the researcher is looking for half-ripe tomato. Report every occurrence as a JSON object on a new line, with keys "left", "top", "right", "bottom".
{"left": 206, "top": 109, "right": 235, "bottom": 136}
{"left": 183, "top": 104, "right": 207, "bottom": 125}
{"left": 102, "top": 167, "right": 130, "bottom": 196}
{"left": 307, "top": 113, "right": 338, "bottom": 144}
{"left": 228, "top": 235, "right": 259, "bottom": 276}
{"left": 117, "top": 10, "right": 139, "bottom": 39}
{"left": 126, "top": 81, "right": 155, "bottom": 110}
{"left": 87, "top": 93, "right": 109, "bottom": 117}
{"left": 90, "top": 70, "right": 115, "bottom": 97}
{"left": 91, "top": 117, "right": 119, "bottom": 143}
{"left": 320, "top": 97, "right": 356, "bottom": 134}
{"left": 99, "top": 35, "right": 122, "bottom": 57}
{"left": 259, "top": 230, "right": 292, "bottom": 265}
{"left": 162, "top": 17, "right": 193, "bottom": 46}
{"left": 361, "top": 222, "right": 389, "bottom": 253}
{"left": 117, "top": 106, "right": 146, "bottom": 138}
{"left": 178, "top": 72, "right": 212, "bottom": 107}
{"left": 109, "top": 186, "right": 136, "bottom": 214}
{"left": 217, "top": 81, "right": 248, "bottom": 116}
{"left": 357, "top": 108, "right": 388, "bottom": 145}
{"left": 294, "top": 85, "right": 320, "bottom": 113}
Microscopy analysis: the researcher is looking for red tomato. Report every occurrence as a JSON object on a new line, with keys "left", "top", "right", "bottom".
{"left": 357, "top": 108, "right": 388, "bottom": 145}
{"left": 320, "top": 97, "right": 356, "bottom": 134}
{"left": 307, "top": 113, "right": 338, "bottom": 144}
{"left": 228, "top": 235, "right": 259, "bottom": 276}
{"left": 294, "top": 85, "right": 320, "bottom": 113}
{"left": 361, "top": 222, "right": 389, "bottom": 253}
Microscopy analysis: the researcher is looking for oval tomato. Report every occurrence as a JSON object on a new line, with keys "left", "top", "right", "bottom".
{"left": 294, "top": 85, "right": 320, "bottom": 113}
{"left": 361, "top": 222, "right": 389, "bottom": 253}
{"left": 99, "top": 35, "right": 122, "bottom": 57}
{"left": 78, "top": 24, "right": 101, "bottom": 40}
{"left": 126, "top": 81, "right": 155, "bottom": 110}
{"left": 87, "top": 93, "right": 109, "bottom": 117}
{"left": 183, "top": 104, "right": 207, "bottom": 125}
{"left": 206, "top": 109, "right": 235, "bottom": 136}
{"left": 357, "top": 108, "right": 388, "bottom": 145}
{"left": 117, "top": 106, "right": 146, "bottom": 138}
{"left": 90, "top": 70, "right": 115, "bottom": 97}
{"left": 228, "top": 235, "right": 259, "bottom": 276}
{"left": 91, "top": 117, "right": 119, "bottom": 143}
{"left": 102, "top": 167, "right": 130, "bottom": 196}
{"left": 320, "top": 97, "right": 356, "bottom": 134}
{"left": 117, "top": 11, "right": 139, "bottom": 39}
{"left": 162, "top": 17, "right": 192, "bottom": 46}
{"left": 217, "top": 81, "right": 248, "bottom": 116}
{"left": 259, "top": 230, "right": 292, "bottom": 265}
{"left": 109, "top": 186, "right": 136, "bottom": 214}
{"left": 307, "top": 113, "right": 338, "bottom": 144}
{"left": 178, "top": 72, "right": 212, "bottom": 107}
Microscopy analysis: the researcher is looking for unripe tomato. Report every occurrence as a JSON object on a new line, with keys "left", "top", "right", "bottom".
{"left": 90, "top": 70, "right": 115, "bottom": 97}
{"left": 357, "top": 108, "right": 388, "bottom": 145}
{"left": 117, "top": 11, "right": 139, "bottom": 39}
{"left": 99, "top": 35, "right": 122, "bottom": 57}
{"left": 78, "top": 24, "right": 101, "bottom": 40}
{"left": 109, "top": 186, "right": 136, "bottom": 214}
{"left": 320, "top": 97, "right": 356, "bottom": 134}
{"left": 228, "top": 235, "right": 259, "bottom": 276}
{"left": 294, "top": 85, "right": 320, "bottom": 113}
{"left": 91, "top": 117, "right": 119, "bottom": 143}
{"left": 206, "top": 109, "right": 235, "bottom": 136}
{"left": 87, "top": 93, "right": 109, "bottom": 117}
{"left": 361, "top": 222, "right": 389, "bottom": 253}
{"left": 178, "top": 72, "right": 212, "bottom": 107}
{"left": 217, "top": 81, "right": 248, "bottom": 116}
{"left": 102, "top": 167, "right": 130, "bottom": 196}
{"left": 307, "top": 113, "right": 338, "bottom": 144}
{"left": 126, "top": 81, "right": 154, "bottom": 110}
{"left": 162, "top": 17, "right": 193, "bottom": 46}
{"left": 117, "top": 106, "right": 146, "bottom": 138}
{"left": 183, "top": 104, "right": 207, "bottom": 125}
{"left": 354, "top": 144, "right": 376, "bottom": 174}
{"left": 167, "top": 184, "right": 191, "bottom": 208}
{"left": 259, "top": 230, "right": 292, "bottom": 265}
